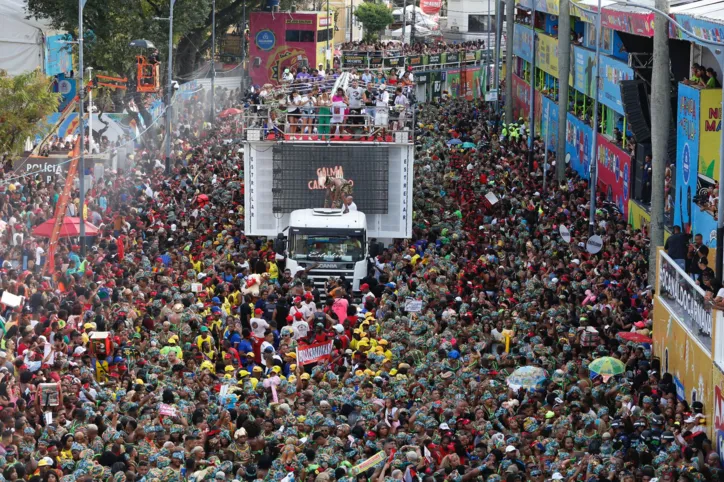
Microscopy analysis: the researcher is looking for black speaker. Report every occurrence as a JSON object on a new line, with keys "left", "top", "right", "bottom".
{"left": 620, "top": 79, "right": 651, "bottom": 143}
{"left": 633, "top": 143, "right": 652, "bottom": 201}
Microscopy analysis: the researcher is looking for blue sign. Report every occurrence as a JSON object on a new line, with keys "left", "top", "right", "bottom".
{"left": 54, "top": 73, "right": 77, "bottom": 111}
{"left": 45, "top": 34, "right": 73, "bottom": 77}
{"left": 674, "top": 376, "right": 685, "bottom": 401}
{"left": 541, "top": 95, "right": 559, "bottom": 153}
{"left": 513, "top": 24, "right": 534, "bottom": 63}
{"left": 572, "top": 46, "right": 596, "bottom": 99}
{"left": 565, "top": 113, "right": 593, "bottom": 179}
{"left": 255, "top": 29, "right": 276, "bottom": 51}
{"left": 674, "top": 83, "right": 701, "bottom": 231}
{"left": 598, "top": 55, "right": 634, "bottom": 114}
{"left": 623, "top": 162, "right": 630, "bottom": 201}
{"left": 691, "top": 204, "right": 718, "bottom": 248}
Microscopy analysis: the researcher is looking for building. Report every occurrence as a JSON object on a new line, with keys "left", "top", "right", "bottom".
{"left": 446, "top": 0, "right": 497, "bottom": 43}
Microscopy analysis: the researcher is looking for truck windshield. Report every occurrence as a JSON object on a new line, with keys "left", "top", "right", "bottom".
{"left": 290, "top": 234, "right": 365, "bottom": 262}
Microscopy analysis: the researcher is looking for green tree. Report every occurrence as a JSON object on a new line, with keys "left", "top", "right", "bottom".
{"left": 0, "top": 70, "right": 60, "bottom": 155}
{"left": 354, "top": 3, "right": 394, "bottom": 42}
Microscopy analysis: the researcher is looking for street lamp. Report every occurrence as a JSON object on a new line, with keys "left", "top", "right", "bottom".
{"left": 154, "top": 0, "right": 177, "bottom": 174}
{"left": 78, "top": 0, "right": 87, "bottom": 254}
{"left": 86, "top": 66, "right": 94, "bottom": 154}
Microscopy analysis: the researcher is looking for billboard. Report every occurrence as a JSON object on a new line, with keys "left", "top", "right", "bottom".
{"left": 597, "top": 135, "right": 631, "bottom": 217}
{"left": 598, "top": 55, "right": 634, "bottom": 114}
{"left": 513, "top": 24, "right": 534, "bottom": 63}
{"left": 45, "top": 35, "right": 73, "bottom": 77}
{"left": 446, "top": 70, "right": 461, "bottom": 98}
{"left": 572, "top": 45, "right": 596, "bottom": 98}
{"left": 511, "top": 74, "right": 530, "bottom": 121}
{"left": 565, "top": 113, "right": 592, "bottom": 179}
{"left": 535, "top": 33, "right": 559, "bottom": 78}
{"left": 540, "top": 95, "right": 559, "bottom": 153}
{"left": 699, "top": 88, "right": 722, "bottom": 182}
{"left": 601, "top": 10, "right": 654, "bottom": 37}
{"left": 420, "top": 0, "right": 442, "bottom": 15}
{"left": 675, "top": 84, "right": 701, "bottom": 234}
{"left": 271, "top": 145, "right": 389, "bottom": 213}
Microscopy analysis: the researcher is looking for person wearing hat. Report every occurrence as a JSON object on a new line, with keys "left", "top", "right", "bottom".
{"left": 160, "top": 335, "right": 183, "bottom": 359}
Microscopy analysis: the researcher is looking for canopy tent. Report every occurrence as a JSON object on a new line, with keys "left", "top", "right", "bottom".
{"left": 0, "top": 0, "right": 64, "bottom": 75}
{"left": 32, "top": 217, "right": 100, "bottom": 238}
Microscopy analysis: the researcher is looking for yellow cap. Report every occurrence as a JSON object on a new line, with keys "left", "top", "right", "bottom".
{"left": 272, "top": 366, "right": 282, "bottom": 373}
{"left": 300, "top": 373, "right": 310, "bottom": 380}
{"left": 378, "top": 339, "right": 389, "bottom": 345}
{"left": 239, "top": 370, "right": 250, "bottom": 378}
{"left": 200, "top": 361, "right": 214, "bottom": 371}
{"left": 134, "top": 379, "right": 145, "bottom": 385}
{"left": 224, "top": 374, "right": 232, "bottom": 379}
{"left": 364, "top": 369, "right": 374, "bottom": 376}
{"left": 290, "top": 364, "right": 297, "bottom": 371}
{"left": 390, "top": 369, "right": 398, "bottom": 376}
{"left": 250, "top": 378, "right": 259, "bottom": 389}
{"left": 285, "top": 352, "right": 297, "bottom": 359}
{"left": 288, "top": 375, "right": 297, "bottom": 382}
{"left": 252, "top": 366, "right": 263, "bottom": 372}
{"left": 224, "top": 365, "right": 235, "bottom": 372}
{"left": 355, "top": 370, "right": 365, "bottom": 376}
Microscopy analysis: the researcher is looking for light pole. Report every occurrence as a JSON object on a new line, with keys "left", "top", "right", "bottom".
{"left": 588, "top": 0, "right": 602, "bottom": 236}
{"left": 156, "top": 0, "right": 176, "bottom": 174}
{"left": 211, "top": 0, "right": 216, "bottom": 124}
{"left": 78, "top": 0, "right": 86, "bottom": 253}
{"left": 86, "top": 66, "right": 93, "bottom": 154}
{"left": 326, "top": 0, "right": 331, "bottom": 69}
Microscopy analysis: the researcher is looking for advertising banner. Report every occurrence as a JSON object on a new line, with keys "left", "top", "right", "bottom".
{"left": 447, "top": 70, "right": 461, "bottom": 98}
{"left": 691, "top": 205, "right": 718, "bottom": 250}
{"left": 628, "top": 200, "right": 651, "bottom": 233}
{"left": 540, "top": 95, "right": 559, "bottom": 153}
{"left": 565, "top": 113, "right": 592, "bottom": 179}
{"left": 45, "top": 35, "right": 73, "bottom": 77}
{"left": 597, "top": 135, "right": 631, "bottom": 217}
{"left": 446, "top": 52, "right": 461, "bottom": 64}
{"left": 408, "top": 55, "right": 424, "bottom": 68}
{"left": 511, "top": 74, "right": 531, "bottom": 121}
{"left": 572, "top": 45, "right": 596, "bottom": 98}
{"left": 714, "top": 368, "right": 724, "bottom": 460}
{"left": 513, "top": 24, "right": 534, "bottom": 63}
{"left": 420, "top": 0, "right": 442, "bottom": 14}
{"left": 535, "top": 33, "right": 559, "bottom": 78}
{"left": 598, "top": 55, "right": 633, "bottom": 114}
{"left": 669, "top": 14, "right": 724, "bottom": 41}
{"left": 343, "top": 53, "right": 367, "bottom": 67}
{"left": 430, "top": 72, "right": 442, "bottom": 101}
{"left": 601, "top": 10, "right": 654, "bottom": 37}
{"left": 675, "top": 84, "right": 701, "bottom": 234}
{"left": 699, "top": 88, "right": 722, "bottom": 182}
{"left": 296, "top": 340, "right": 334, "bottom": 365}
{"left": 427, "top": 53, "right": 442, "bottom": 66}
{"left": 384, "top": 56, "right": 405, "bottom": 68}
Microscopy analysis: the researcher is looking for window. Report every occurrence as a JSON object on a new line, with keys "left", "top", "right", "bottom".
{"left": 468, "top": 14, "right": 493, "bottom": 33}
{"left": 317, "top": 29, "right": 333, "bottom": 43}
{"left": 285, "top": 29, "right": 315, "bottom": 42}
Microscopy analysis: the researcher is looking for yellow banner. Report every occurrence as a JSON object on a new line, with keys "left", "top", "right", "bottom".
{"left": 699, "top": 88, "right": 722, "bottom": 182}
{"left": 628, "top": 200, "right": 650, "bottom": 232}
{"left": 536, "top": 33, "right": 559, "bottom": 78}
{"left": 351, "top": 451, "right": 385, "bottom": 475}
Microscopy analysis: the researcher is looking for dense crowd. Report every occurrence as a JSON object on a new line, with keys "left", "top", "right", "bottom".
{"left": 0, "top": 85, "right": 717, "bottom": 482}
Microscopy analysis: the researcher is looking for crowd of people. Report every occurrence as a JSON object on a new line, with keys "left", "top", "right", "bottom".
{"left": 0, "top": 79, "right": 718, "bottom": 482}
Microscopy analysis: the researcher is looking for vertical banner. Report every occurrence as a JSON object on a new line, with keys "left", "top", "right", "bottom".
{"left": 572, "top": 45, "right": 596, "bottom": 98}
{"left": 511, "top": 75, "right": 531, "bottom": 121}
{"left": 698, "top": 88, "right": 722, "bottom": 182}
{"left": 565, "top": 113, "right": 593, "bottom": 179}
{"left": 447, "top": 70, "right": 461, "bottom": 98}
{"left": 541, "top": 95, "right": 559, "bottom": 153}
{"left": 472, "top": 68, "right": 482, "bottom": 100}
{"left": 597, "top": 135, "right": 632, "bottom": 218}
{"left": 45, "top": 35, "right": 73, "bottom": 77}
{"left": 513, "top": 24, "right": 534, "bottom": 63}
{"left": 675, "top": 84, "right": 701, "bottom": 234}
{"left": 597, "top": 56, "right": 634, "bottom": 114}
{"left": 535, "top": 33, "right": 560, "bottom": 78}
{"left": 430, "top": 72, "right": 442, "bottom": 102}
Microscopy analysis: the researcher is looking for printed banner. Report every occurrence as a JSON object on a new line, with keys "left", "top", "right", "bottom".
{"left": 601, "top": 10, "right": 654, "bottom": 37}
{"left": 596, "top": 135, "right": 631, "bottom": 218}
{"left": 513, "top": 24, "right": 534, "bottom": 63}
{"left": 671, "top": 14, "right": 724, "bottom": 43}
{"left": 535, "top": 33, "right": 559, "bottom": 78}
{"left": 430, "top": 72, "right": 442, "bottom": 101}
{"left": 296, "top": 340, "right": 334, "bottom": 365}
{"left": 699, "top": 88, "right": 721, "bottom": 182}
{"left": 565, "top": 113, "right": 593, "bottom": 179}
{"left": 572, "top": 45, "right": 596, "bottom": 98}
{"left": 45, "top": 35, "right": 73, "bottom": 77}
{"left": 540, "top": 95, "right": 559, "bottom": 153}
{"left": 628, "top": 200, "right": 651, "bottom": 233}
{"left": 446, "top": 52, "right": 460, "bottom": 64}
{"left": 420, "top": 0, "right": 442, "bottom": 15}
{"left": 511, "top": 74, "right": 531, "bottom": 121}
{"left": 427, "top": 53, "right": 442, "bottom": 66}
{"left": 598, "top": 55, "right": 634, "bottom": 114}
{"left": 46, "top": 145, "right": 80, "bottom": 274}
{"left": 675, "top": 83, "right": 701, "bottom": 234}
{"left": 351, "top": 451, "right": 386, "bottom": 475}
{"left": 447, "top": 70, "right": 461, "bottom": 98}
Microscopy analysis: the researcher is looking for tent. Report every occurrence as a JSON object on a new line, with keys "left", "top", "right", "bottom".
{"left": 32, "top": 217, "right": 100, "bottom": 238}
{"left": 0, "top": 0, "right": 65, "bottom": 76}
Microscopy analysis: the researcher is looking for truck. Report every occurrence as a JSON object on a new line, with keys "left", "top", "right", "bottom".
{"left": 278, "top": 208, "right": 371, "bottom": 294}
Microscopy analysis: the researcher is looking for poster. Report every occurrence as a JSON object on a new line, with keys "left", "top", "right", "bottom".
{"left": 513, "top": 24, "right": 534, "bottom": 63}
{"left": 565, "top": 113, "right": 592, "bottom": 179}
{"left": 446, "top": 70, "right": 461, "bottom": 99}
{"left": 698, "top": 88, "right": 721, "bottom": 182}
{"left": 627, "top": 200, "right": 651, "bottom": 232}
{"left": 601, "top": 10, "right": 654, "bottom": 37}
{"left": 45, "top": 35, "right": 73, "bottom": 77}
{"left": 535, "top": 33, "right": 559, "bottom": 78}
{"left": 540, "top": 95, "right": 559, "bottom": 153}
{"left": 675, "top": 84, "right": 701, "bottom": 233}
{"left": 296, "top": 340, "right": 334, "bottom": 365}
{"left": 572, "top": 45, "right": 596, "bottom": 98}
{"left": 596, "top": 135, "right": 631, "bottom": 218}
{"left": 430, "top": 72, "right": 442, "bottom": 102}
{"left": 598, "top": 55, "right": 634, "bottom": 114}
{"left": 420, "top": 0, "right": 442, "bottom": 15}
{"left": 511, "top": 74, "right": 531, "bottom": 121}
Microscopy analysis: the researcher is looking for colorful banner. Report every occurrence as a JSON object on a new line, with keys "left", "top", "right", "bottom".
{"left": 447, "top": 70, "right": 461, "bottom": 98}
{"left": 540, "top": 95, "right": 559, "bottom": 153}
{"left": 513, "top": 24, "right": 534, "bottom": 63}
{"left": 511, "top": 74, "right": 531, "bottom": 121}
{"left": 628, "top": 200, "right": 651, "bottom": 233}
{"left": 46, "top": 144, "right": 80, "bottom": 274}
{"left": 351, "top": 451, "right": 386, "bottom": 475}
{"left": 565, "top": 113, "right": 592, "bottom": 179}
{"left": 430, "top": 72, "right": 442, "bottom": 102}
{"left": 45, "top": 35, "right": 73, "bottom": 77}
{"left": 572, "top": 45, "right": 596, "bottom": 98}
{"left": 535, "top": 33, "right": 559, "bottom": 78}
{"left": 597, "top": 135, "right": 631, "bottom": 217}
{"left": 601, "top": 10, "right": 654, "bottom": 37}
{"left": 420, "top": 0, "right": 442, "bottom": 15}
{"left": 670, "top": 13, "right": 724, "bottom": 42}
{"left": 675, "top": 84, "right": 701, "bottom": 234}
{"left": 598, "top": 55, "right": 633, "bottom": 114}
{"left": 296, "top": 340, "right": 334, "bottom": 365}
{"left": 714, "top": 367, "right": 724, "bottom": 456}
{"left": 691, "top": 205, "right": 718, "bottom": 251}
{"left": 699, "top": 88, "right": 722, "bottom": 182}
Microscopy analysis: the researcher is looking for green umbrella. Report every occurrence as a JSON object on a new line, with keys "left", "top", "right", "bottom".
{"left": 589, "top": 356, "right": 626, "bottom": 380}
{"left": 461, "top": 142, "right": 476, "bottom": 149}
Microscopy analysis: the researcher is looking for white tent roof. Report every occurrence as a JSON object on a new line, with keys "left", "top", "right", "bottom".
{"left": 0, "top": 0, "right": 57, "bottom": 75}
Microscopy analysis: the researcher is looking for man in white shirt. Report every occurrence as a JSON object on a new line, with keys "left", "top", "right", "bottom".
{"left": 343, "top": 196, "right": 357, "bottom": 213}
{"left": 250, "top": 308, "right": 269, "bottom": 338}
{"left": 300, "top": 293, "right": 316, "bottom": 318}
{"left": 361, "top": 68, "right": 373, "bottom": 84}
{"left": 282, "top": 68, "right": 294, "bottom": 82}
{"left": 318, "top": 64, "right": 326, "bottom": 78}
{"left": 291, "top": 312, "right": 309, "bottom": 340}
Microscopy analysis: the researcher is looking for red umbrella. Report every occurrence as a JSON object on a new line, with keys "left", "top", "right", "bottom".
{"left": 617, "top": 332, "right": 652, "bottom": 344}
{"left": 32, "top": 217, "right": 100, "bottom": 238}
{"left": 218, "top": 108, "right": 242, "bottom": 118}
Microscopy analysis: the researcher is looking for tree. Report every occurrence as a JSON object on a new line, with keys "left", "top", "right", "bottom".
{"left": 354, "top": 3, "right": 394, "bottom": 42}
{"left": 0, "top": 70, "right": 60, "bottom": 155}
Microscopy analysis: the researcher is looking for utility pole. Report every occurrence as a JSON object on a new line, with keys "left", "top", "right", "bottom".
{"left": 487, "top": 0, "right": 491, "bottom": 53}
{"left": 588, "top": 0, "right": 602, "bottom": 236}
{"left": 241, "top": 0, "right": 247, "bottom": 91}
{"left": 504, "top": 0, "right": 513, "bottom": 124}
{"left": 163, "top": 0, "right": 176, "bottom": 174}
{"left": 649, "top": 0, "right": 670, "bottom": 281}
{"left": 411, "top": 0, "right": 416, "bottom": 45}
{"left": 543, "top": 102, "right": 550, "bottom": 194}
{"left": 349, "top": 0, "right": 353, "bottom": 42}
{"left": 211, "top": 0, "right": 216, "bottom": 124}
{"left": 78, "top": 0, "right": 86, "bottom": 254}
{"left": 402, "top": 0, "right": 407, "bottom": 44}
{"left": 557, "top": 0, "right": 570, "bottom": 182}
{"left": 527, "top": 2, "right": 536, "bottom": 173}
{"left": 86, "top": 66, "right": 93, "bottom": 154}
{"left": 494, "top": 0, "right": 502, "bottom": 114}
{"left": 326, "top": 0, "right": 331, "bottom": 69}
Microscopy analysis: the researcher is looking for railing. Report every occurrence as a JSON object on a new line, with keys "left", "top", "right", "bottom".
{"left": 339, "top": 48, "right": 494, "bottom": 72}
{"left": 242, "top": 103, "right": 413, "bottom": 144}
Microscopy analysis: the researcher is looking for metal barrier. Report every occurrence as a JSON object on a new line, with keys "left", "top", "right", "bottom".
{"left": 339, "top": 48, "right": 493, "bottom": 72}
{"left": 242, "top": 103, "right": 413, "bottom": 144}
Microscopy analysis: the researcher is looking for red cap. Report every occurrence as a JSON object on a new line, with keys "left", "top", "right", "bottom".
{"left": 294, "top": 297, "right": 302, "bottom": 303}
{"left": 286, "top": 315, "right": 293, "bottom": 322}
{"left": 360, "top": 283, "right": 369, "bottom": 291}
{"left": 255, "top": 308, "right": 263, "bottom": 315}
{"left": 294, "top": 312, "right": 303, "bottom": 320}
{"left": 304, "top": 292, "right": 314, "bottom": 299}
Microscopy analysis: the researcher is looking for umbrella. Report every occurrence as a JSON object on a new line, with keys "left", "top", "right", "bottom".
{"left": 617, "top": 332, "right": 653, "bottom": 344}
{"left": 461, "top": 142, "right": 476, "bottom": 149}
{"left": 129, "top": 39, "right": 157, "bottom": 49}
{"left": 446, "top": 138, "right": 463, "bottom": 146}
{"left": 32, "top": 217, "right": 100, "bottom": 238}
{"left": 219, "top": 108, "right": 243, "bottom": 118}
{"left": 589, "top": 356, "right": 626, "bottom": 380}
{"left": 506, "top": 366, "right": 549, "bottom": 390}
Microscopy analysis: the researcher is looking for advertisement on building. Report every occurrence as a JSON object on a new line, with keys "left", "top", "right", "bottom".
{"left": 596, "top": 135, "right": 631, "bottom": 218}
{"left": 535, "top": 33, "right": 559, "bottom": 78}
{"left": 691, "top": 205, "right": 718, "bottom": 251}
{"left": 513, "top": 24, "right": 534, "bottom": 63}
{"left": 675, "top": 84, "right": 701, "bottom": 234}
{"left": 539, "top": 95, "right": 559, "bottom": 153}
{"left": 628, "top": 200, "right": 651, "bottom": 233}
{"left": 699, "top": 88, "right": 722, "bottom": 182}
{"left": 601, "top": 10, "right": 654, "bottom": 37}
{"left": 45, "top": 34, "right": 73, "bottom": 77}
{"left": 597, "top": 55, "right": 634, "bottom": 114}
{"left": 565, "top": 113, "right": 592, "bottom": 179}
{"left": 670, "top": 14, "right": 724, "bottom": 43}
{"left": 512, "top": 75, "right": 531, "bottom": 121}
{"left": 446, "top": 70, "right": 461, "bottom": 98}
{"left": 572, "top": 45, "right": 596, "bottom": 98}
{"left": 713, "top": 367, "right": 724, "bottom": 458}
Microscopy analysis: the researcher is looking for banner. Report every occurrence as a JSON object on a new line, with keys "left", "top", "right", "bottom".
{"left": 343, "top": 53, "right": 367, "bottom": 67}
{"left": 430, "top": 72, "right": 442, "bottom": 101}
{"left": 46, "top": 143, "right": 80, "bottom": 274}
{"left": 565, "top": 113, "right": 592, "bottom": 179}
{"left": 420, "top": 0, "right": 442, "bottom": 15}
{"left": 45, "top": 35, "right": 73, "bottom": 77}
{"left": 671, "top": 14, "right": 724, "bottom": 42}
{"left": 427, "top": 53, "right": 442, "bottom": 66}
{"left": 296, "top": 340, "right": 334, "bottom": 365}
{"left": 512, "top": 24, "right": 534, "bottom": 63}
{"left": 601, "top": 10, "right": 654, "bottom": 37}
{"left": 535, "top": 33, "right": 559, "bottom": 78}
{"left": 408, "top": 55, "right": 424, "bottom": 68}
{"left": 446, "top": 52, "right": 460, "bottom": 64}
{"left": 511, "top": 74, "right": 530, "bottom": 121}
{"left": 384, "top": 56, "right": 405, "bottom": 68}
{"left": 699, "top": 88, "right": 721, "bottom": 182}
{"left": 447, "top": 70, "right": 461, "bottom": 98}
{"left": 675, "top": 84, "right": 700, "bottom": 234}
{"left": 572, "top": 45, "right": 596, "bottom": 98}
{"left": 540, "top": 95, "right": 559, "bottom": 153}
{"left": 597, "top": 55, "right": 633, "bottom": 114}
{"left": 597, "top": 135, "right": 631, "bottom": 218}
{"left": 351, "top": 451, "right": 386, "bottom": 475}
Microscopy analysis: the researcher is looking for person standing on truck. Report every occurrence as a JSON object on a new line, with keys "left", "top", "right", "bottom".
{"left": 346, "top": 79, "right": 365, "bottom": 138}
{"left": 343, "top": 195, "right": 357, "bottom": 213}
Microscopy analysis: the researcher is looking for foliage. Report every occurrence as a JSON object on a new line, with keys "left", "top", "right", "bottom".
{"left": 0, "top": 70, "right": 60, "bottom": 155}
{"left": 354, "top": 3, "right": 393, "bottom": 42}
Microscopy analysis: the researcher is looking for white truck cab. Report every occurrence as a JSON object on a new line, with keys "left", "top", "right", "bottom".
{"left": 281, "top": 208, "right": 369, "bottom": 295}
